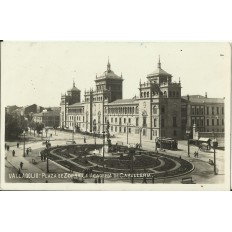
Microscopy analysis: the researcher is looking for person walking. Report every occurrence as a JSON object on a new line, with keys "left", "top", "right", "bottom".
{"left": 12, "top": 150, "right": 15, "bottom": 157}
{"left": 26, "top": 148, "right": 29, "bottom": 156}
{"left": 17, "top": 142, "right": 19, "bottom": 148}
{"left": 20, "top": 162, "right": 23, "bottom": 170}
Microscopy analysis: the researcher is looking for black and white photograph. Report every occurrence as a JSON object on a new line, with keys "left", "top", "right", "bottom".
{"left": 0, "top": 42, "right": 230, "bottom": 190}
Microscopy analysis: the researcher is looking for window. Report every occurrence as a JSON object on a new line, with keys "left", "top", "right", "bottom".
{"left": 196, "top": 107, "right": 199, "bottom": 115}
{"left": 173, "top": 116, "right": 177, "bottom": 127}
{"left": 147, "top": 92, "right": 149, "bottom": 98}
{"left": 153, "top": 106, "right": 157, "bottom": 114}
{"left": 217, "top": 107, "right": 219, "bottom": 114}
{"left": 201, "top": 119, "right": 204, "bottom": 126}
{"left": 191, "top": 106, "right": 195, "bottom": 115}
{"left": 212, "top": 119, "right": 214, "bottom": 126}
{"left": 128, "top": 118, "right": 131, "bottom": 124}
{"left": 192, "top": 119, "right": 195, "bottom": 126}
{"left": 124, "top": 127, "right": 126, "bottom": 133}
{"left": 161, "top": 106, "right": 165, "bottom": 113}
{"left": 143, "top": 117, "right": 147, "bottom": 127}
{"left": 124, "top": 118, "right": 126, "bottom": 124}
{"left": 111, "top": 126, "right": 113, "bottom": 132}
{"left": 136, "top": 118, "right": 139, "bottom": 126}
{"left": 217, "top": 119, "right": 219, "bottom": 126}
{"left": 207, "top": 119, "right": 209, "bottom": 126}
{"left": 207, "top": 107, "right": 209, "bottom": 115}
{"left": 111, "top": 118, "right": 113, "bottom": 123}
{"left": 115, "top": 126, "right": 117, "bottom": 132}
{"left": 222, "top": 107, "right": 224, "bottom": 115}
{"left": 119, "top": 127, "right": 121, "bottom": 132}
{"left": 161, "top": 119, "right": 164, "bottom": 128}
{"left": 222, "top": 119, "right": 224, "bottom": 125}
{"left": 154, "top": 119, "right": 157, "bottom": 127}
{"left": 115, "top": 118, "right": 117, "bottom": 123}
{"left": 119, "top": 118, "right": 122, "bottom": 125}
{"left": 129, "top": 128, "right": 131, "bottom": 133}
{"left": 212, "top": 107, "right": 214, "bottom": 115}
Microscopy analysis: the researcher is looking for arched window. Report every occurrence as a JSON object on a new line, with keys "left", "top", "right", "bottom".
{"left": 153, "top": 106, "right": 157, "bottom": 114}
{"left": 136, "top": 106, "right": 139, "bottom": 114}
{"left": 132, "top": 107, "right": 134, "bottom": 114}
{"left": 154, "top": 119, "right": 157, "bottom": 127}
{"left": 147, "top": 92, "right": 149, "bottom": 98}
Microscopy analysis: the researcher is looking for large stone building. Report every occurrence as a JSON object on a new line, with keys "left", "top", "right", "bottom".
{"left": 181, "top": 94, "right": 224, "bottom": 139}
{"left": 60, "top": 58, "right": 225, "bottom": 142}
{"left": 60, "top": 58, "right": 184, "bottom": 140}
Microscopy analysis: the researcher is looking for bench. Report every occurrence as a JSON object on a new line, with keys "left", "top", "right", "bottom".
{"left": 181, "top": 177, "right": 194, "bottom": 184}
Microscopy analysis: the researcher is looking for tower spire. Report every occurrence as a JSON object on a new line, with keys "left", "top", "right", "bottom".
{"left": 107, "top": 57, "right": 111, "bottom": 72}
{"left": 157, "top": 55, "right": 161, "bottom": 68}
{"left": 73, "top": 79, "right": 75, "bottom": 87}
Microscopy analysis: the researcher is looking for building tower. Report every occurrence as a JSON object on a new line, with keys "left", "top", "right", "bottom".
{"left": 139, "top": 56, "right": 182, "bottom": 140}
{"left": 60, "top": 81, "right": 81, "bottom": 128}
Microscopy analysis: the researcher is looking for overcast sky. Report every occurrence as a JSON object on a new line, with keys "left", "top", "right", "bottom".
{"left": 2, "top": 42, "right": 230, "bottom": 107}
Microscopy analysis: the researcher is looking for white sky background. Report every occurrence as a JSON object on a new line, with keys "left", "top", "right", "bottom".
{"left": 2, "top": 42, "right": 230, "bottom": 107}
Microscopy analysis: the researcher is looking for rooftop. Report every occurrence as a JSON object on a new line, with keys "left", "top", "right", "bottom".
{"left": 96, "top": 59, "right": 122, "bottom": 80}
{"left": 67, "top": 81, "right": 81, "bottom": 92}
{"left": 107, "top": 98, "right": 138, "bottom": 105}
{"left": 147, "top": 56, "right": 172, "bottom": 78}
{"left": 182, "top": 95, "right": 224, "bottom": 104}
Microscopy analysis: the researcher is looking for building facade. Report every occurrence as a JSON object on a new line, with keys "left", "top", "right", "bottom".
{"left": 181, "top": 94, "right": 225, "bottom": 139}
{"left": 60, "top": 58, "right": 185, "bottom": 141}
{"left": 33, "top": 110, "right": 60, "bottom": 128}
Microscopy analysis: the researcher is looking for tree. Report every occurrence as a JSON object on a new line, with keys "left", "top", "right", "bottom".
{"left": 35, "top": 122, "right": 44, "bottom": 135}
{"left": 5, "top": 112, "right": 27, "bottom": 139}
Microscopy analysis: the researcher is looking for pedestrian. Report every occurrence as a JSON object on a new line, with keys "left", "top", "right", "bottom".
{"left": 142, "top": 176, "right": 147, "bottom": 184}
{"left": 26, "top": 148, "right": 29, "bottom": 156}
{"left": 94, "top": 178, "right": 98, "bottom": 183}
{"left": 7, "top": 145, "right": 10, "bottom": 151}
{"left": 12, "top": 150, "right": 15, "bottom": 157}
{"left": 20, "top": 162, "right": 23, "bottom": 170}
{"left": 152, "top": 175, "right": 155, "bottom": 184}
{"left": 17, "top": 142, "right": 19, "bottom": 148}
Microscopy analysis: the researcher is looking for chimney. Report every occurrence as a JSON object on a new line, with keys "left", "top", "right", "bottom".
{"left": 205, "top": 92, "right": 207, "bottom": 98}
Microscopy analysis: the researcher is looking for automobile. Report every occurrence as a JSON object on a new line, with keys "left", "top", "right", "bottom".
{"left": 66, "top": 140, "right": 76, "bottom": 145}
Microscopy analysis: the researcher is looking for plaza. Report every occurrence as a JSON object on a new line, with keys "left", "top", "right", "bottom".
{"left": 4, "top": 128, "right": 224, "bottom": 184}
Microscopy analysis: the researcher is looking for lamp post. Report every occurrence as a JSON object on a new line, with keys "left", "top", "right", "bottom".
{"left": 129, "top": 145, "right": 135, "bottom": 184}
{"left": 139, "top": 127, "right": 142, "bottom": 148}
{"left": 102, "top": 131, "right": 105, "bottom": 183}
{"left": 186, "top": 129, "right": 190, "bottom": 157}
{"left": 23, "top": 131, "right": 26, "bottom": 157}
{"left": 212, "top": 131, "right": 218, "bottom": 175}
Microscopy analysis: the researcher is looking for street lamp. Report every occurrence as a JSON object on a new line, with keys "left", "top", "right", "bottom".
{"left": 212, "top": 134, "right": 218, "bottom": 175}
{"left": 23, "top": 131, "right": 26, "bottom": 157}
{"left": 186, "top": 129, "right": 190, "bottom": 157}
{"left": 102, "top": 131, "right": 105, "bottom": 183}
{"left": 139, "top": 127, "right": 143, "bottom": 148}
{"left": 129, "top": 145, "right": 135, "bottom": 184}
{"left": 126, "top": 123, "right": 133, "bottom": 145}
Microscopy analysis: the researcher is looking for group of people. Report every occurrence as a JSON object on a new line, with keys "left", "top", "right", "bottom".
{"left": 83, "top": 168, "right": 93, "bottom": 177}
{"left": 41, "top": 153, "right": 47, "bottom": 161}
{"left": 94, "top": 176, "right": 102, "bottom": 183}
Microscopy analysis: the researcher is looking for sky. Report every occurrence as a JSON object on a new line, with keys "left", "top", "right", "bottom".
{"left": 1, "top": 42, "right": 231, "bottom": 107}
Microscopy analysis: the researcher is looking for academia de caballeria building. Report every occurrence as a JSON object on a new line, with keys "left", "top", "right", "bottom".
{"left": 60, "top": 58, "right": 225, "bottom": 142}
